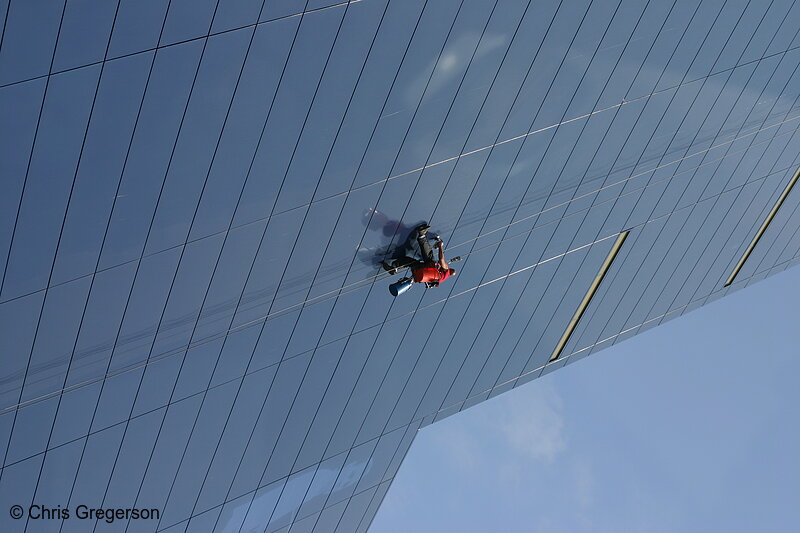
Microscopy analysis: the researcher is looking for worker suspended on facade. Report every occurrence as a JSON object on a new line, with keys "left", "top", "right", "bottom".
{"left": 382, "top": 224, "right": 457, "bottom": 288}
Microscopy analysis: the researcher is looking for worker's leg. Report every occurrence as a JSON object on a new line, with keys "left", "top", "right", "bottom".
{"left": 384, "top": 256, "right": 418, "bottom": 274}
{"left": 393, "top": 256, "right": 419, "bottom": 269}
{"left": 417, "top": 235, "right": 435, "bottom": 263}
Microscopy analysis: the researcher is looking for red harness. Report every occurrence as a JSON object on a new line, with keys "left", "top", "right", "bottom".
{"left": 413, "top": 265, "right": 441, "bottom": 283}
{"left": 413, "top": 264, "right": 450, "bottom": 284}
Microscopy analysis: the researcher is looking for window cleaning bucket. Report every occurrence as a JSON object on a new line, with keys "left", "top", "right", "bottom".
{"left": 389, "top": 277, "right": 414, "bottom": 297}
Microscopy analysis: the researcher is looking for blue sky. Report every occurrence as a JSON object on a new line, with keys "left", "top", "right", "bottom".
{"left": 4, "top": 2, "right": 800, "bottom": 532}
{"left": 372, "top": 265, "right": 800, "bottom": 533}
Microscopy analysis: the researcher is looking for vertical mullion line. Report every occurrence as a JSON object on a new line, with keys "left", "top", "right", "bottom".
{"left": 174, "top": 0, "right": 337, "bottom": 529}
{"left": 557, "top": 0, "right": 761, "bottom": 368}
{"left": 561, "top": 246, "right": 800, "bottom": 363}
{"left": 415, "top": 0, "right": 608, "bottom": 407}
{"left": 0, "top": 0, "right": 363, "bottom": 92}
{"left": 629, "top": 0, "right": 796, "bottom": 339}
{"left": 56, "top": 2, "right": 178, "bottom": 530}
{"left": 284, "top": 421, "right": 419, "bottom": 532}
{"left": 83, "top": 2, "right": 227, "bottom": 531}
{"left": 217, "top": 0, "right": 360, "bottom": 526}
{"left": 612, "top": 3, "right": 800, "bottom": 345}
{"left": 6, "top": 102, "right": 785, "bottom": 422}
{"left": 147, "top": 0, "right": 314, "bottom": 524}
{"left": 211, "top": 0, "right": 432, "bottom": 525}
{"left": 488, "top": 246, "right": 800, "bottom": 393}
{"left": 432, "top": 0, "right": 637, "bottom": 414}
{"left": 6, "top": 11, "right": 800, "bottom": 428}
{"left": 729, "top": 68, "right": 800, "bottom": 280}
{"left": 517, "top": 0, "right": 720, "bottom": 380}
{"left": 150, "top": 2, "right": 354, "bottom": 532}
{"left": 1, "top": 43, "right": 799, "bottom": 312}
{"left": 0, "top": 143, "right": 795, "bottom": 444}
{"left": 142, "top": 0, "right": 323, "bottom": 528}
{"left": 292, "top": 0, "right": 484, "bottom": 526}
{"left": 706, "top": 120, "right": 800, "bottom": 292}
{"left": 307, "top": 0, "right": 539, "bottom": 526}
{"left": 204, "top": 0, "right": 430, "bottom": 526}
{"left": 135, "top": 10, "right": 317, "bottom": 525}
{"left": 120, "top": 0, "right": 275, "bottom": 531}
{"left": 438, "top": 0, "right": 651, "bottom": 415}
{"left": 424, "top": 1, "right": 622, "bottom": 408}
{"left": 416, "top": 236, "right": 800, "bottom": 422}
{"left": 430, "top": 222, "right": 800, "bottom": 419}
{"left": 0, "top": 0, "right": 68, "bottom": 295}
{"left": 0, "top": 0, "right": 790, "bottom": 96}
{"left": 482, "top": 0, "right": 683, "bottom": 392}
{"left": 373, "top": 0, "right": 503, "bottom": 261}
{"left": 262, "top": 5, "right": 578, "bottom": 513}
{"left": 621, "top": 0, "right": 787, "bottom": 329}
{"left": 679, "top": 134, "right": 799, "bottom": 299}
{"left": 249, "top": 1, "right": 462, "bottom": 531}
{"left": 515, "top": 0, "right": 752, "bottom": 380}
{"left": 0, "top": 151, "right": 787, "bottom": 442}
{"left": 300, "top": 2, "right": 504, "bottom": 529}
{"left": 0, "top": 0, "right": 68, "bottom": 477}
{"left": 0, "top": 0, "right": 10, "bottom": 56}
{"left": 0, "top": 123, "right": 795, "bottom": 432}
{"left": 185, "top": 1, "right": 394, "bottom": 530}
{"left": 782, "top": 251, "right": 800, "bottom": 274}
{"left": 526, "top": 247, "right": 792, "bottom": 392}
{"left": 396, "top": 164, "right": 799, "bottom": 372}
{"left": 366, "top": 0, "right": 574, "bottom": 461}
{"left": 407, "top": 0, "right": 614, "bottom": 421}
{"left": 17, "top": 0, "right": 125, "bottom": 530}
{"left": 133, "top": 428, "right": 413, "bottom": 533}
{"left": 615, "top": 0, "right": 783, "bottom": 311}
{"left": 339, "top": 0, "right": 540, "bottom": 457}
{"left": 770, "top": 202, "right": 800, "bottom": 274}
{"left": 579, "top": 150, "right": 797, "bottom": 360}
{"left": 340, "top": 0, "right": 588, "bottom": 510}
{"left": 585, "top": 131, "right": 800, "bottom": 360}
{"left": 778, "top": 201, "right": 800, "bottom": 265}
{"left": 351, "top": 419, "right": 423, "bottom": 533}
{"left": 744, "top": 163, "right": 800, "bottom": 276}
{"left": 707, "top": 68, "right": 800, "bottom": 288}
{"left": 461, "top": 0, "right": 667, "bottom": 406}
{"left": 568, "top": 45, "right": 752, "bottom": 359}
{"left": 608, "top": 90, "right": 792, "bottom": 366}
{"left": 331, "top": 421, "right": 422, "bottom": 533}
{"left": 180, "top": 5, "right": 520, "bottom": 486}
{"left": 741, "top": 180, "right": 800, "bottom": 283}
{"left": 297, "top": 0, "right": 452, "bottom": 355}
{"left": 0, "top": 3, "right": 369, "bottom": 310}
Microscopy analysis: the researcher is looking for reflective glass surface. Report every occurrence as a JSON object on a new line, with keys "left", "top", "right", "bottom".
{"left": 2, "top": 1, "right": 800, "bottom": 532}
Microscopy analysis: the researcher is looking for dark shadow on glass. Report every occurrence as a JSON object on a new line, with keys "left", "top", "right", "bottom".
{"left": 356, "top": 208, "right": 431, "bottom": 270}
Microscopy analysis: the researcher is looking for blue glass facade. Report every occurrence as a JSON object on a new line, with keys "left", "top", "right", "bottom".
{"left": 1, "top": 1, "right": 800, "bottom": 531}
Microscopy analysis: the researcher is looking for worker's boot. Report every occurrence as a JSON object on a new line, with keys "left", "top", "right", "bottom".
{"left": 381, "top": 261, "right": 398, "bottom": 275}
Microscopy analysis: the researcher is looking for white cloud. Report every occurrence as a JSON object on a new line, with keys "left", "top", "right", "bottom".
{"left": 570, "top": 459, "right": 595, "bottom": 509}
{"left": 498, "top": 383, "right": 566, "bottom": 463}
{"left": 404, "top": 31, "right": 508, "bottom": 106}
{"left": 426, "top": 381, "right": 567, "bottom": 479}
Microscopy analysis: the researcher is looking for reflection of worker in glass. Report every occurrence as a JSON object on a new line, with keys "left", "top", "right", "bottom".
{"left": 382, "top": 224, "right": 456, "bottom": 287}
